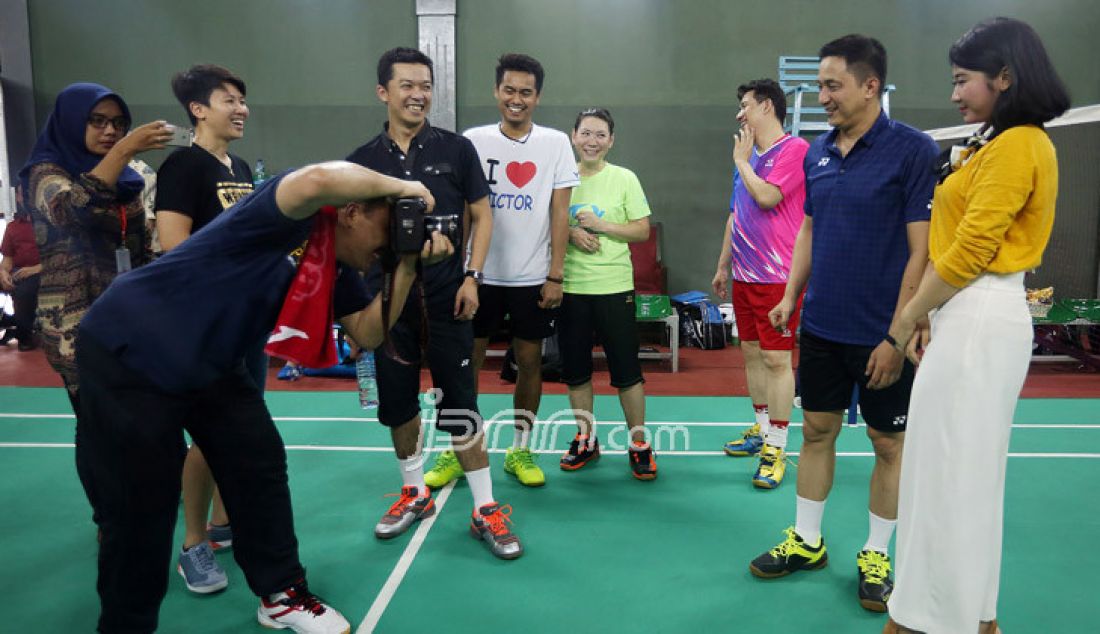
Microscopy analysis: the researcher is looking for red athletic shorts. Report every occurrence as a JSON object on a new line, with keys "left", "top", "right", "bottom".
{"left": 731, "top": 281, "right": 802, "bottom": 350}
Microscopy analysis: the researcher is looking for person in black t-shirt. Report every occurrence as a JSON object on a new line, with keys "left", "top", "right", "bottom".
{"left": 157, "top": 65, "right": 254, "bottom": 247}
{"left": 155, "top": 65, "right": 256, "bottom": 594}
{"left": 346, "top": 47, "right": 523, "bottom": 561}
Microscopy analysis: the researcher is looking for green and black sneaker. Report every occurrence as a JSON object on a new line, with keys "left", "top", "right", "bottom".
{"left": 750, "top": 527, "right": 828, "bottom": 578}
{"left": 856, "top": 549, "right": 893, "bottom": 613}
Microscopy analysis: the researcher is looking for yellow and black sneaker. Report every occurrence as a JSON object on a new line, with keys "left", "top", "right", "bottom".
{"left": 856, "top": 549, "right": 893, "bottom": 612}
{"left": 749, "top": 527, "right": 828, "bottom": 578}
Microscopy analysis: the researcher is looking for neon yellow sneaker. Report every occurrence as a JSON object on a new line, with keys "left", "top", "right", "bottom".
{"left": 752, "top": 444, "right": 787, "bottom": 489}
{"left": 749, "top": 527, "right": 828, "bottom": 578}
{"left": 724, "top": 423, "right": 763, "bottom": 456}
{"left": 856, "top": 549, "right": 894, "bottom": 612}
{"left": 504, "top": 447, "right": 546, "bottom": 487}
{"left": 424, "top": 450, "right": 464, "bottom": 489}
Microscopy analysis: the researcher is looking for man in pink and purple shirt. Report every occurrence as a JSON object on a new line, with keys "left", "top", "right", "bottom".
{"left": 712, "top": 78, "right": 809, "bottom": 489}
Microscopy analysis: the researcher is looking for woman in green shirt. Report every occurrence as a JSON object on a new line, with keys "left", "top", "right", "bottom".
{"left": 557, "top": 108, "right": 656, "bottom": 480}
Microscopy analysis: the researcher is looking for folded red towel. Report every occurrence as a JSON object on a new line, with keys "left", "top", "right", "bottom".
{"left": 265, "top": 208, "right": 338, "bottom": 368}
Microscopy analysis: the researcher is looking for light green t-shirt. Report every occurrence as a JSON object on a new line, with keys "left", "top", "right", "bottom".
{"left": 564, "top": 163, "right": 652, "bottom": 295}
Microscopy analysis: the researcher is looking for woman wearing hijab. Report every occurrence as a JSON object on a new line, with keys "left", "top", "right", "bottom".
{"left": 20, "top": 82, "right": 173, "bottom": 522}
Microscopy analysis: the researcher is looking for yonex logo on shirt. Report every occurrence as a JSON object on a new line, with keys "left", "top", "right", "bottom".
{"left": 818, "top": 157, "right": 831, "bottom": 167}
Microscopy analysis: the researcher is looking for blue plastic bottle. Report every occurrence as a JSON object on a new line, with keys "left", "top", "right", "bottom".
{"left": 253, "top": 159, "right": 267, "bottom": 186}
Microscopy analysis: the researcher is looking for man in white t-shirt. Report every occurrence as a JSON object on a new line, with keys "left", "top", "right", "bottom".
{"left": 424, "top": 53, "right": 578, "bottom": 489}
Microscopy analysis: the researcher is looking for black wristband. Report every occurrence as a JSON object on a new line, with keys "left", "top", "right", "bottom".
{"left": 884, "top": 334, "right": 899, "bottom": 348}
{"left": 546, "top": 276, "right": 563, "bottom": 284}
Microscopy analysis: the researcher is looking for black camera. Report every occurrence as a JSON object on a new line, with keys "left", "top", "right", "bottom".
{"left": 390, "top": 197, "right": 461, "bottom": 254}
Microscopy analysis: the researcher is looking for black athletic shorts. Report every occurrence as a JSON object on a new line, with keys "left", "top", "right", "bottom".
{"left": 798, "top": 330, "right": 913, "bottom": 432}
{"left": 375, "top": 311, "right": 481, "bottom": 437}
{"left": 472, "top": 283, "right": 557, "bottom": 341}
{"left": 559, "top": 291, "right": 644, "bottom": 389}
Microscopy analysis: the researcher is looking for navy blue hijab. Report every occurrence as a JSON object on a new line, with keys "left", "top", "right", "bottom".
{"left": 19, "top": 82, "right": 144, "bottom": 202}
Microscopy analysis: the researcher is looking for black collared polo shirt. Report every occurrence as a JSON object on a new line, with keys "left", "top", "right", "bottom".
{"left": 347, "top": 122, "right": 490, "bottom": 315}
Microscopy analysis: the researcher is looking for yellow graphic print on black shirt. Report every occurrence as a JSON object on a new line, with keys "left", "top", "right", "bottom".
{"left": 217, "top": 181, "right": 254, "bottom": 210}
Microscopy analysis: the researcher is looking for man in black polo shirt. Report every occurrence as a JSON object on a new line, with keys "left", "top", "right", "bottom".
{"left": 347, "top": 47, "right": 521, "bottom": 560}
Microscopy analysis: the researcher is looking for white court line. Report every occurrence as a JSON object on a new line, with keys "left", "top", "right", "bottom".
{"left": 357, "top": 481, "right": 456, "bottom": 634}
{"left": 3, "top": 442, "right": 1100, "bottom": 460}
{"left": 1, "top": 413, "right": 1098, "bottom": 430}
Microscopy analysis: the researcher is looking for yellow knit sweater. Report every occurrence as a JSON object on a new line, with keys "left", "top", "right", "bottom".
{"left": 930, "top": 125, "right": 1058, "bottom": 288}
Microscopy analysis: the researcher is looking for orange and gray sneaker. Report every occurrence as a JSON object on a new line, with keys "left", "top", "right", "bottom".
{"left": 628, "top": 442, "right": 658, "bottom": 480}
{"left": 560, "top": 434, "right": 600, "bottom": 471}
{"left": 469, "top": 502, "right": 523, "bottom": 560}
{"left": 374, "top": 485, "right": 435, "bottom": 540}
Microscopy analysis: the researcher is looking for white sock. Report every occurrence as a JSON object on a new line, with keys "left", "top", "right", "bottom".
{"left": 466, "top": 467, "right": 494, "bottom": 509}
{"left": 398, "top": 456, "right": 425, "bottom": 491}
{"left": 754, "top": 404, "right": 770, "bottom": 437}
{"left": 795, "top": 495, "right": 826, "bottom": 547}
{"left": 764, "top": 422, "right": 789, "bottom": 449}
{"left": 513, "top": 426, "right": 531, "bottom": 449}
{"left": 863, "top": 511, "right": 896, "bottom": 553}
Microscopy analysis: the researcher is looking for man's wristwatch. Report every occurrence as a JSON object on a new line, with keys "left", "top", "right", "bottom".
{"left": 465, "top": 269, "right": 484, "bottom": 285}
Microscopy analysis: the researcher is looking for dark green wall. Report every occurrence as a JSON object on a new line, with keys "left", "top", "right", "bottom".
{"left": 27, "top": 0, "right": 1100, "bottom": 293}
{"left": 28, "top": 0, "right": 417, "bottom": 169}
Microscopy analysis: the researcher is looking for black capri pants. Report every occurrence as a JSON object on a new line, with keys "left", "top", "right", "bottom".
{"left": 559, "top": 290, "right": 644, "bottom": 389}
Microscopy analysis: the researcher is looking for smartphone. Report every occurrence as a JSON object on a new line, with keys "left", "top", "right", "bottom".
{"left": 166, "top": 124, "right": 193, "bottom": 147}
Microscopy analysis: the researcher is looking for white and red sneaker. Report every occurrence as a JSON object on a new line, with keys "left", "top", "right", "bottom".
{"left": 257, "top": 582, "right": 350, "bottom": 633}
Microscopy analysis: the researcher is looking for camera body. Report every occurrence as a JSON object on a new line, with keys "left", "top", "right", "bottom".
{"left": 390, "top": 198, "right": 460, "bottom": 254}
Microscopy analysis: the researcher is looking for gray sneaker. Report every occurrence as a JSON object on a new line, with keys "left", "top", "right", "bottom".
{"left": 177, "top": 542, "right": 228, "bottom": 594}
{"left": 374, "top": 486, "right": 435, "bottom": 539}
{"left": 469, "top": 503, "right": 523, "bottom": 560}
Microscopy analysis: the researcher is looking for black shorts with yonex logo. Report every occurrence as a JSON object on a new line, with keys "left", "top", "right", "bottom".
{"left": 798, "top": 330, "right": 914, "bottom": 432}
{"left": 472, "top": 283, "right": 557, "bottom": 341}
{"left": 375, "top": 311, "right": 481, "bottom": 438}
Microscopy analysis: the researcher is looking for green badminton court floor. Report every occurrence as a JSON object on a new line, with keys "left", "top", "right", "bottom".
{"left": 1, "top": 386, "right": 1096, "bottom": 633}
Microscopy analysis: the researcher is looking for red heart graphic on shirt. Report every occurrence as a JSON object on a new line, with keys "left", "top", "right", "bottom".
{"left": 505, "top": 161, "right": 537, "bottom": 188}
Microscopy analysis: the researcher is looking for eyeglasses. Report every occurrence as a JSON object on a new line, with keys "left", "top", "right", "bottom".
{"left": 87, "top": 114, "right": 131, "bottom": 132}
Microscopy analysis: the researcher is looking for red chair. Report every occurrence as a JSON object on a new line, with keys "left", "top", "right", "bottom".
{"left": 630, "top": 221, "right": 668, "bottom": 294}
{"left": 629, "top": 222, "right": 678, "bottom": 371}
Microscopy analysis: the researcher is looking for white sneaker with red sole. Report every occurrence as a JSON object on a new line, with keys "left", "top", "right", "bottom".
{"left": 257, "top": 583, "right": 350, "bottom": 633}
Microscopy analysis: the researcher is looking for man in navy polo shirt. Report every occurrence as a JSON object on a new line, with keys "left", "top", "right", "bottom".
{"left": 75, "top": 161, "right": 445, "bottom": 634}
{"left": 748, "top": 35, "right": 938, "bottom": 613}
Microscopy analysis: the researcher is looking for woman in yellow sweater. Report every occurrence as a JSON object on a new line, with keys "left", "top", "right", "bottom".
{"left": 883, "top": 18, "right": 1069, "bottom": 634}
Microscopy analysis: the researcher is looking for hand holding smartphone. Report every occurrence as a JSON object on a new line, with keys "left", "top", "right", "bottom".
{"left": 165, "top": 124, "right": 193, "bottom": 147}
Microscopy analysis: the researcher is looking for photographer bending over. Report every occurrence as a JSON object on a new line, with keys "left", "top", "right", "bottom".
{"left": 75, "top": 161, "right": 447, "bottom": 634}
